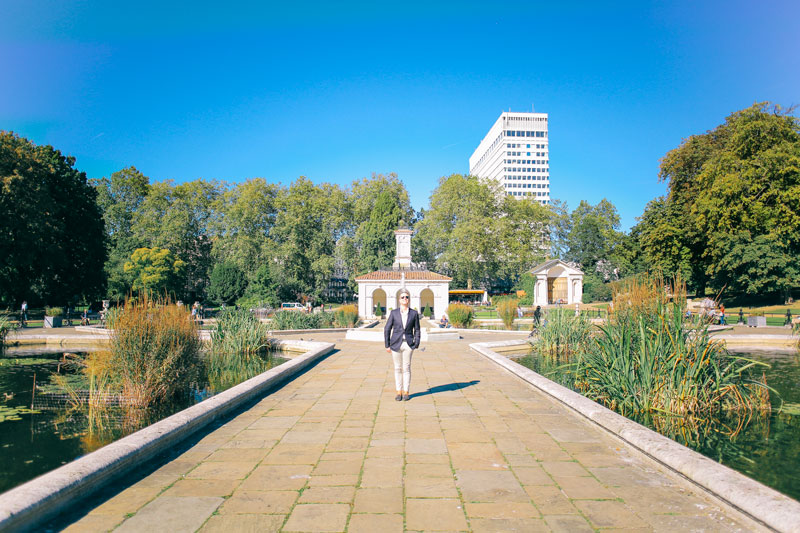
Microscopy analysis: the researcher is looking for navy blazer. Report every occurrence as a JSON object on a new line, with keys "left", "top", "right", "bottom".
{"left": 384, "top": 308, "right": 421, "bottom": 351}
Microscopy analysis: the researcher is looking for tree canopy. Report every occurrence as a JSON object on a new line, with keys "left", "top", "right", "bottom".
{"left": 636, "top": 103, "right": 800, "bottom": 299}
{"left": 0, "top": 132, "right": 107, "bottom": 306}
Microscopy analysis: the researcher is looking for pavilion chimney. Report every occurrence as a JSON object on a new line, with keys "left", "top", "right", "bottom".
{"left": 393, "top": 227, "right": 413, "bottom": 270}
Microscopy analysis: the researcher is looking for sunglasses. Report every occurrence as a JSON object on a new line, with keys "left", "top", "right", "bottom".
{"left": 400, "top": 295, "right": 409, "bottom": 299}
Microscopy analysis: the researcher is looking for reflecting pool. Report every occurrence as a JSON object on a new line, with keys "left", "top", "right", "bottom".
{"left": 0, "top": 346, "right": 286, "bottom": 493}
{"left": 516, "top": 348, "right": 800, "bottom": 501}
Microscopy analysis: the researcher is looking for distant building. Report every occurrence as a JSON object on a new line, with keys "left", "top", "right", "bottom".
{"left": 469, "top": 111, "right": 550, "bottom": 204}
{"left": 529, "top": 259, "right": 583, "bottom": 306}
{"left": 355, "top": 228, "right": 451, "bottom": 319}
{"left": 322, "top": 263, "right": 354, "bottom": 303}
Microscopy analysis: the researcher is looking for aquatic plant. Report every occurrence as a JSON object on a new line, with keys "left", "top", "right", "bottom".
{"left": 105, "top": 295, "right": 202, "bottom": 408}
{"left": 574, "top": 273, "right": 772, "bottom": 417}
{"left": 207, "top": 309, "right": 278, "bottom": 389}
{"left": 446, "top": 303, "right": 473, "bottom": 328}
{"left": 533, "top": 307, "right": 593, "bottom": 362}
{"left": 0, "top": 315, "right": 13, "bottom": 350}
{"left": 333, "top": 305, "right": 359, "bottom": 328}
{"left": 496, "top": 298, "right": 518, "bottom": 329}
{"left": 271, "top": 310, "right": 335, "bottom": 330}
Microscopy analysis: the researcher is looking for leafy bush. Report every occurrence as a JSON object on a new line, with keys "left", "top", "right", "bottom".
{"left": 45, "top": 306, "right": 64, "bottom": 317}
{"left": 333, "top": 305, "right": 359, "bottom": 328}
{"left": 208, "top": 261, "right": 248, "bottom": 305}
{"left": 447, "top": 303, "right": 473, "bottom": 328}
{"left": 374, "top": 303, "right": 384, "bottom": 318}
{"left": 208, "top": 309, "right": 276, "bottom": 390}
{"left": 497, "top": 298, "right": 519, "bottom": 329}
{"left": 582, "top": 273, "right": 612, "bottom": 302}
{"left": 422, "top": 305, "right": 433, "bottom": 318}
{"left": 514, "top": 273, "right": 536, "bottom": 305}
{"left": 106, "top": 295, "right": 202, "bottom": 408}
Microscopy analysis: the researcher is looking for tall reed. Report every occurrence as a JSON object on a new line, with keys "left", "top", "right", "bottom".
{"left": 533, "top": 307, "right": 593, "bottom": 362}
{"left": 574, "top": 273, "right": 772, "bottom": 417}
{"left": 0, "top": 315, "right": 12, "bottom": 351}
{"left": 106, "top": 294, "right": 202, "bottom": 408}
{"left": 208, "top": 309, "right": 277, "bottom": 390}
{"left": 271, "top": 310, "right": 335, "bottom": 330}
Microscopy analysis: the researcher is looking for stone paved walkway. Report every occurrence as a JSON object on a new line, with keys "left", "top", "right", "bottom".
{"left": 62, "top": 332, "right": 757, "bottom": 532}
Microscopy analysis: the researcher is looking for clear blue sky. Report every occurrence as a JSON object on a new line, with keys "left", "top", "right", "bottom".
{"left": 2, "top": 0, "right": 798, "bottom": 230}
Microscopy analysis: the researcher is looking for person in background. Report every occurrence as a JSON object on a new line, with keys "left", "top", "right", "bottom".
{"left": 719, "top": 303, "right": 726, "bottom": 325}
{"left": 20, "top": 301, "right": 28, "bottom": 327}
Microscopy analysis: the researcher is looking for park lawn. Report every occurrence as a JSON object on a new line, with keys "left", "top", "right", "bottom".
{"left": 723, "top": 303, "right": 799, "bottom": 315}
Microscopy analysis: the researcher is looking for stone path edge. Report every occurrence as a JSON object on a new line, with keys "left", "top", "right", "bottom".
{"left": 0, "top": 339, "right": 335, "bottom": 532}
{"left": 470, "top": 339, "right": 800, "bottom": 533}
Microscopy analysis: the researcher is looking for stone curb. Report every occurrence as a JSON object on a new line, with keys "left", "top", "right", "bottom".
{"left": 470, "top": 340, "right": 800, "bottom": 533}
{"left": 0, "top": 340, "right": 335, "bottom": 532}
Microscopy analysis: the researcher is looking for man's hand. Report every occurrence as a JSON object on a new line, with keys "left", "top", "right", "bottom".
{"left": 386, "top": 347, "right": 391, "bottom": 354}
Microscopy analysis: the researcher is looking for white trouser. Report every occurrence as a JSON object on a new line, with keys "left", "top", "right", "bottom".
{"left": 391, "top": 341, "right": 414, "bottom": 392}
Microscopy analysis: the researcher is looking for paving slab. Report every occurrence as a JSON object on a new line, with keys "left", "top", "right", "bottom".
{"left": 59, "top": 332, "right": 767, "bottom": 532}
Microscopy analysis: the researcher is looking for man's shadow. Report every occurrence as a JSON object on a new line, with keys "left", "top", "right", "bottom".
{"left": 410, "top": 380, "right": 480, "bottom": 399}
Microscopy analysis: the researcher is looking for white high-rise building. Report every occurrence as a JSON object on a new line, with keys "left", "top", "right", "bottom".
{"left": 469, "top": 111, "right": 550, "bottom": 204}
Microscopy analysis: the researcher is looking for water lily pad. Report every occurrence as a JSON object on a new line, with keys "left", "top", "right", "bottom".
{"left": 0, "top": 405, "right": 41, "bottom": 422}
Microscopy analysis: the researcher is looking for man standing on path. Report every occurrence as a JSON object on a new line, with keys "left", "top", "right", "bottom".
{"left": 384, "top": 288, "right": 421, "bottom": 402}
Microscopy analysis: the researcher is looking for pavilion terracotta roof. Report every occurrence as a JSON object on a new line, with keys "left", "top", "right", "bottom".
{"left": 355, "top": 270, "right": 452, "bottom": 281}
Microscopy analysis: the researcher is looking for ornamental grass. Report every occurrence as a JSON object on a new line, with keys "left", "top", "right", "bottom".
{"left": 105, "top": 294, "right": 202, "bottom": 408}
{"left": 573, "top": 273, "right": 772, "bottom": 417}
{"left": 496, "top": 298, "right": 518, "bottom": 329}
{"left": 333, "top": 305, "right": 359, "bottom": 328}
{"left": 447, "top": 303, "right": 473, "bottom": 328}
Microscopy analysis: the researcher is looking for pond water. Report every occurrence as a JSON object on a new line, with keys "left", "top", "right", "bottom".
{"left": 516, "top": 348, "right": 800, "bottom": 501}
{"left": 0, "top": 347, "right": 286, "bottom": 494}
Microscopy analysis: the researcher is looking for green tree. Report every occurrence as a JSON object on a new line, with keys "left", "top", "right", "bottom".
{"left": 123, "top": 247, "right": 185, "bottom": 295}
{"left": 356, "top": 190, "right": 403, "bottom": 273}
{"left": 643, "top": 103, "right": 800, "bottom": 299}
{"left": 211, "top": 178, "right": 279, "bottom": 278}
{"left": 207, "top": 261, "right": 248, "bottom": 305}
{"left": 271, "top": 177, "right": 347, "bottom": 300}
{"left": 91, "top": 166, "right": 150, "bottom": 300}
{"left": 563, "top": 199, "right": 625, "bottom": 277}
{"left": 132, "top": 179, "right": 223, "bottom": 299}
{"left": 414, "top": 174, "right": 550, "bottom": 289}
{"left": 0, "top": 132, "right": 107, "bottom": 306}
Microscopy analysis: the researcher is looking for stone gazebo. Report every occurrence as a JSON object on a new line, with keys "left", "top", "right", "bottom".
{"left": 530, "top": 259, "right": 584, "bottom": 306}
{"left": 355, "top": 228, "right": 451, "bottom": 319}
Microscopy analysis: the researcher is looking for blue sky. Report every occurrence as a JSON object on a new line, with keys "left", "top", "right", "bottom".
{"left": 2, "top": 0, "right": 798, "bottom": 230}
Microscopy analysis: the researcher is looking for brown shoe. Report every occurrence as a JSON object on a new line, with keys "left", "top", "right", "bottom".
{"left": 395, "top": 394, "right": 402, "bottom": 401}
{"left": 402, "top": 393, "right": 410, "bottom": 401}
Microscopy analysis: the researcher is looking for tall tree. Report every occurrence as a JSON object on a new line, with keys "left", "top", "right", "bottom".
{"left": 132, "top": 179, "right": 223, "bottom": 300}
{"left": 0, "top": 132, "right": 107, "bottom": 306}
{"left": 641, "top": 103, "right": 800, "bottom": 299}
{"left": 91, "top": 166, "right": 150, "bottom": 300}
{"left": 211, "top": 178, "right": 279, "bottom": 277}
{"left": 414, "top": 174, "right": 550, "bottom": 289}
{"left": 356, "top": 190, "right": 404, "bottom": 274}
{"left": 271, "top": 177, "right": 347, "bottom": 300}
